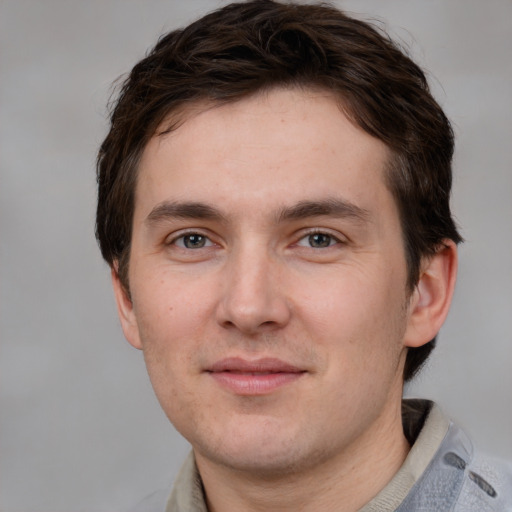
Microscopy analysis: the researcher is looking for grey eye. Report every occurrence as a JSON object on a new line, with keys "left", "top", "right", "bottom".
{"left": 308, "top": 233, "right": 333, "bottom": 248}
{"left": 176, "top": 234, "right": 212, "bottom": 249}
{"left": 297, "top": 232, "right": 337, "bottom": 248}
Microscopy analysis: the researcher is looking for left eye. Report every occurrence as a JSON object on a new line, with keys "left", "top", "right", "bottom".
{"left": 297, "top": 232, "right": 339, "bottom": 248}
{"left": 174, "top": 234, "right": 213, "bottom": 249}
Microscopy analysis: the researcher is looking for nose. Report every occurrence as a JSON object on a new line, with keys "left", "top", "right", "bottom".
{"left": 215, "top": 243, "right": 292, "bottom": 334}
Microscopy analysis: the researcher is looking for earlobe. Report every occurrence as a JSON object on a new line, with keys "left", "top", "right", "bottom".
{"left": 404, "top": 241, "right": 458, "bottom": 348}
{"left": 111, "top": 267, "right": 143, "bottom": 350}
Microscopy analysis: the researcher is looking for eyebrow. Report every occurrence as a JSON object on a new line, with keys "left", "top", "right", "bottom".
{"left": 146, "top": 201, "right": 226, "bottom": 225}
{"left": 145, "top": 197, "right": 370, "bottom": 226}
{"left": 276, "top": 198, "right": 371, "bottom": 224}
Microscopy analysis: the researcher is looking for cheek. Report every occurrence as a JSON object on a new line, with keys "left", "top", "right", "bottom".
{"left": 298, "top": 267, "right": 407, "bottom": 366}
{"left": 134, "top": 266, "right": 213, "bottom": 336}
{"left": 134, "top": 287, "right": 205, "bottom": 427}
{"left": 131, "top": 272, "right": 215, "bottom": 387}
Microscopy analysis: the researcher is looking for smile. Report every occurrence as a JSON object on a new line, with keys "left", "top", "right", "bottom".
{"left": 206, "top": 357, "right": 306, "bottom": 395}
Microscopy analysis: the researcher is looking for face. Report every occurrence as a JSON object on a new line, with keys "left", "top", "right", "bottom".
{"left": 115, "top": 88, "right": 419, "bottom": 476}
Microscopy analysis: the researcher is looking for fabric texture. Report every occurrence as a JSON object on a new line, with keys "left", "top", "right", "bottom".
{"left": 129, "top": 400, "right": 512, "bottom": 511}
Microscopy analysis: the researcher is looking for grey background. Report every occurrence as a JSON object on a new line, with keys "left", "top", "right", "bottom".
{"left": 1, "top": 1, "right": 511, "bottom": 511}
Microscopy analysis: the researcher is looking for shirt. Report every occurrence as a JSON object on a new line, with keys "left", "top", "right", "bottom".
{"left": 130, "top": 400, "right": 512, "bottom": 511}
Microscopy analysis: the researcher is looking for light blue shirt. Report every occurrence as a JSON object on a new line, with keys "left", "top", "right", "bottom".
{"left": 130, "top": 400, "right": 512, "bottom": 511}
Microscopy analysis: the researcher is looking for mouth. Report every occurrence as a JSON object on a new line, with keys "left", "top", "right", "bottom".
{"left": 206, "top": 357, "right": 306, "bottom": 395}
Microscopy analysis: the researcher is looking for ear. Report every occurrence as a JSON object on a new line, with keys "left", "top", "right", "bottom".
{"left": 403, "top": 240, "right": 458, "bottom": 348}
{"left": 111, "top": 267, "right": 143, "bottom": 350}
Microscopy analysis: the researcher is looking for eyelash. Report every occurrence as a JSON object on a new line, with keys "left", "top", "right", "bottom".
{"left": 166, "top": 229, "right": 345, "bottom": 251}
{"left": 295, "top": 230, "right": 343, "bottom": 249}
{"left": 168, "top": 231, "right": 215, "bottom": 249}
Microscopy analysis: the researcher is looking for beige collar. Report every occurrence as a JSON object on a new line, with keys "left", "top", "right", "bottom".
{"left": 165, "top": 400, "right": 450, "bottom": 512}
{"left": 358, "top": 401, "right": 449, "bottom": 511}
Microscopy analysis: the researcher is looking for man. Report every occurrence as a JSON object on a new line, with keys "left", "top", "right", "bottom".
{"left": 95, "top": 1, "right": 511, "bottom": 510}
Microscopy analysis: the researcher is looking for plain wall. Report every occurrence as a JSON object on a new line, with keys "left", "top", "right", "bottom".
{"left": 1, "top": 1, "right": 511, "bottom": 511}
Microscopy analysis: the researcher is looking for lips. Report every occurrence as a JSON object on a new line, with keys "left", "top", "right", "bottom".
{"left": 206, "top": 357, "right": 306, "bottom": 395}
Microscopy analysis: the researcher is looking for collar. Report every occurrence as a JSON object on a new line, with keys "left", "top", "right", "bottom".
{"left": 164, "top": 399, "right": 451, "bottom": 512}
{"left": 359, "top": 400, "right": 450, "bottom": 511}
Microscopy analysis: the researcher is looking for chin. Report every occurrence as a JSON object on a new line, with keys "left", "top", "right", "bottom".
{"left": 192, "top": 420, "right": 331, "bottom": 478}
{"left": 207, "top": 446, "right": 310, "bottom": 477}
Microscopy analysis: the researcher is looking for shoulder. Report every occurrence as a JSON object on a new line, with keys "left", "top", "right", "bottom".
{"left": 455, "top": 451, "right": 512, "bottom": 511}
{"left": 420, "top": 420, "right": 512, "bottom": 511}
{"left": 126, "top": 488, "right": 170, "bottom": 512}
{"left": 125, "top": 453, "right": 205, "bottom": 512}
{"left": 397, "top": 403, "right": 512, "bottom": 511}
{"left": 441, "top": 419, "right": 512, "bottom": 511}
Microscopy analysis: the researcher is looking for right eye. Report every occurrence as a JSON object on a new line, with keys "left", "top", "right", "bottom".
{"left": 173, "top": 233, "right": 214, "bottom": 249}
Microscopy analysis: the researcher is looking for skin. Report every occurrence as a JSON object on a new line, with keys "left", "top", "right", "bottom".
{"left": 113, "top": 88, "right": 457, "bottom": 511}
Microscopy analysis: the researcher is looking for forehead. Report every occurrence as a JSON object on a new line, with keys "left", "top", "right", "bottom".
{"left": 136, "top": 87, "right": 392, "bottom": 218}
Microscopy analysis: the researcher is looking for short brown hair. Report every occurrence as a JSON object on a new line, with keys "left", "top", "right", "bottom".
{"left": 96, "top": 0, "right": 462, "bottom": 380}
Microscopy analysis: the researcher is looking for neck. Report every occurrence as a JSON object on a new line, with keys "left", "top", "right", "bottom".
{"left": 195, "top": 397, "right": 409, "bottom": 512}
